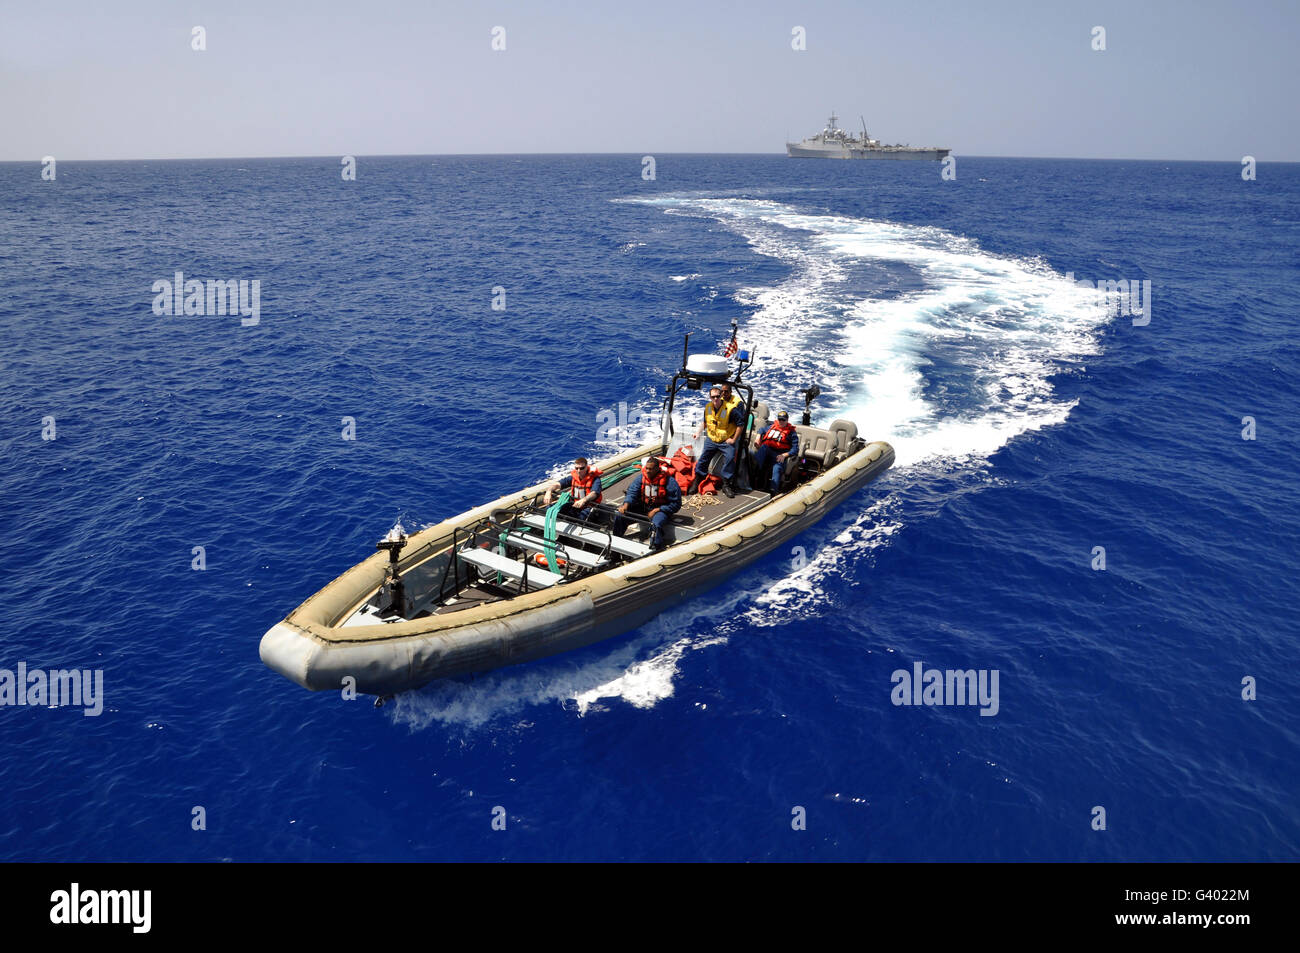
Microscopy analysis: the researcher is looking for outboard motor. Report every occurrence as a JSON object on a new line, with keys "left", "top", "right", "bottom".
{"left": 376, "top": 523, "right": 408, "bottom": 616}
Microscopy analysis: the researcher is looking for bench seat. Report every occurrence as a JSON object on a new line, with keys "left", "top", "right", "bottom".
{"left": 458, "top": 547, "right": 560, "bottom": 588}
{"left": 517, "top": 514, "right": 652, "bottom": 559}
{"left": 503, "top": 531, "right": 609, "bottom": 569}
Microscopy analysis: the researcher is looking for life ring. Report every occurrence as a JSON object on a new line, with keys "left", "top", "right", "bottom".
{"left": 533, "top": 552, "right": 567, "bottom": 570}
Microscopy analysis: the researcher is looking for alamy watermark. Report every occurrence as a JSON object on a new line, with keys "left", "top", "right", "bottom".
{"left": 1065, "top": 272, "right": 1151, "bottom": 325}
{"left": 1, "top": 662, "right": 104, "bottom": 716}
{"left": 891, "top": 662, "right": 999, "bottom": 716}
{"left": 596, "top": 401, "right": 692, "bottom": 446}
{"left": 50, "top": 884, "right": 150, "bottom": 933}
{"left": 151, "top": 271, "right": 261, "bottom": 326}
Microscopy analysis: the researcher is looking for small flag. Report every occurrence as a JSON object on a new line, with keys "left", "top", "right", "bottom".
{"left": 723, "top": 327, "right": 739, "bottom": 359}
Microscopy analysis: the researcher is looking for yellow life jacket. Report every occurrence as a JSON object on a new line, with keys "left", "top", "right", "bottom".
{"left": 705, "top": 399, "right": 739, "bottom": 442}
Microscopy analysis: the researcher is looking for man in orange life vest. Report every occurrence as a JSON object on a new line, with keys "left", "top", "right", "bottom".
{"left": 612, "top": 457, "right": 681, "bottom": 551}
{"left": 752, "top": 410, "right": 800, "bottom": 497}
{"left": 544, "top": 457, "right": 603, "bottom": 522}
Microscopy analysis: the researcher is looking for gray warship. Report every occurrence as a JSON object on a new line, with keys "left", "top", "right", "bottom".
{"left": 787, "top": 112, "right": 949, "bottom": 160}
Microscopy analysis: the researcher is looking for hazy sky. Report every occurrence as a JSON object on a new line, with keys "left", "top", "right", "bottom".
{"left": 1, "top": 0, "right": 1295, "bottom": 161}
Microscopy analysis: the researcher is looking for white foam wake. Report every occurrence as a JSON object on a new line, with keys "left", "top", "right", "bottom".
{"left": 633, "top": 196, "right": 1108, "bottom": 470}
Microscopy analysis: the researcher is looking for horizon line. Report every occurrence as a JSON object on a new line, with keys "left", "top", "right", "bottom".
{"left": 4, "top": 152, "right": 1296, "bottom": 164}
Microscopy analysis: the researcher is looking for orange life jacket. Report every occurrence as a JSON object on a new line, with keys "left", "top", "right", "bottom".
{"left": 569, "top": 467, "right": 602, "bottom": 505}
{"left": 639, "top": 467, "right": 671, "bottom": 507}
{"left": 760, "top": 420, "right": 796, "bottom": 452}
{"left": 669, "top": 449, "right": 696, "bottom": 492}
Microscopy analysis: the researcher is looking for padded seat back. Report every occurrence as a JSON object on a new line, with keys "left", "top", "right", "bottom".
{"left": 796, "top": 426, "right": 839, "bottom": 469}
{"left": 828, "top": 418, "right": 858, "bottom": 455}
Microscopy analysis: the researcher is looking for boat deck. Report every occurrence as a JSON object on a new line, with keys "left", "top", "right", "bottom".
{"left": 583, "top": 464, "right": 776, "bottom": 546}
{"left": 425, "top": 474, "right": 779, "bottom": 615}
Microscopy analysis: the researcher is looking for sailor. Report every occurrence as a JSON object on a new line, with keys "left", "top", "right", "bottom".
{"left": 613, "top": 457, "right": 681, "bottom": 552}
{"left": 721, "top": 383, "right": 750, "bottom": 445}
{"left": 720, "top": 383, "right": 741, "bottom": 417}
{"left": 689, "top": 385, "right": 745, "bottom": 498}
{"left": 544, "top": 457, "right": 603, "bottom": 522}
{"left": 752, "top": 410, "right": 800, "bottom": 496}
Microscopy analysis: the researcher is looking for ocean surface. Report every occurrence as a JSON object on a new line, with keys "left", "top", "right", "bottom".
{"left": 1, "top": 154, "right": 1296, "bottom": 862}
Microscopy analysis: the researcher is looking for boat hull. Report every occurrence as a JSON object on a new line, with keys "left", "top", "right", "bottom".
{"left": 786, "top": 143, "right": 950, "bottom": 160}
{"left": 260, "top": 440, "right": 894, "bottom": 695}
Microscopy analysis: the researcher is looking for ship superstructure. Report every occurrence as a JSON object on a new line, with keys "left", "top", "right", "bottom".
{"left": 786, "top": 113, "right": 949, "bottom": 160}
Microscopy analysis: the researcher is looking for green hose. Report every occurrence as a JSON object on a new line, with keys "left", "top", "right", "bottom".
{"left": 496, "top": 529, "right": 508, "bottom": 586}
{"left": 542, "top": 492, "right": 571, "bottom": 574}
{"left": 539, "top": 464, "right": 645, "bottom": 575}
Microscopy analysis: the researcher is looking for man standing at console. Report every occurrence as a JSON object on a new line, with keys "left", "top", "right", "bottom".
{"left": 688, "top": 385, "right": 745, "bottom": 498}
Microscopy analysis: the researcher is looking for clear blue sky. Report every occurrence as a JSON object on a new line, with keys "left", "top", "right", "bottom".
{"left": 1, "top": 0, "right": 1295, "bottom": 160}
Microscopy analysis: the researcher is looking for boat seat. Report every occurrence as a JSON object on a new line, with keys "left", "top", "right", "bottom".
{"left": 517, "top": 513, "right": 652, "bottom": 559}
{"left": 796, "top": 425, "right": 840, "bottom": 469}
{"left": 458, "top": 547, "right": 560, "bottom": 588}
{"left": 503, "top": 531, "right": 608, "bottom": 569}
{"left": 749, "top": 402, "right": 770, "bottom": 450}
{"left": 828, "top": 418, "right": 858, "bottom": 455}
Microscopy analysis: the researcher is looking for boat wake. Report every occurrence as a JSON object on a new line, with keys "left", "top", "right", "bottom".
{"left": 629, "top": 195, "right": 1109, "bottom": 468}
{"left": 392, "top": 196, "right": 1111, "bottom": 729}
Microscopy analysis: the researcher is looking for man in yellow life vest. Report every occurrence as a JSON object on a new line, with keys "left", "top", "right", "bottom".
{"left": 688, "top": 385, "right": 745, "bottom": 498}
{"left": 722, "top": 384, "right": 743, "bottom": 414}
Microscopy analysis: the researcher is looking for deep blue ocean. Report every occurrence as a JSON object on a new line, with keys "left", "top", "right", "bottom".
{"left": 1, "top": 155, "right": 1296, "bottom": 861}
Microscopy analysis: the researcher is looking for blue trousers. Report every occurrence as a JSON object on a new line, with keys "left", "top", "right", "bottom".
{"left": 696, "top": 438, "right": 736, "bottom": 482}
{"left": 560, "top": 503, "right": 599, "bottom": 524}
{"left": 613, "top": 504, "right": 672, "bottom": 549}
{"left": 753, "top": 445, "right": 790, "bottom": 490}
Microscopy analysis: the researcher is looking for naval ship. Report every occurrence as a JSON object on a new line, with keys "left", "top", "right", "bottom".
{"left": 787, "top": 113, "right": 949, "bottom": 160}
